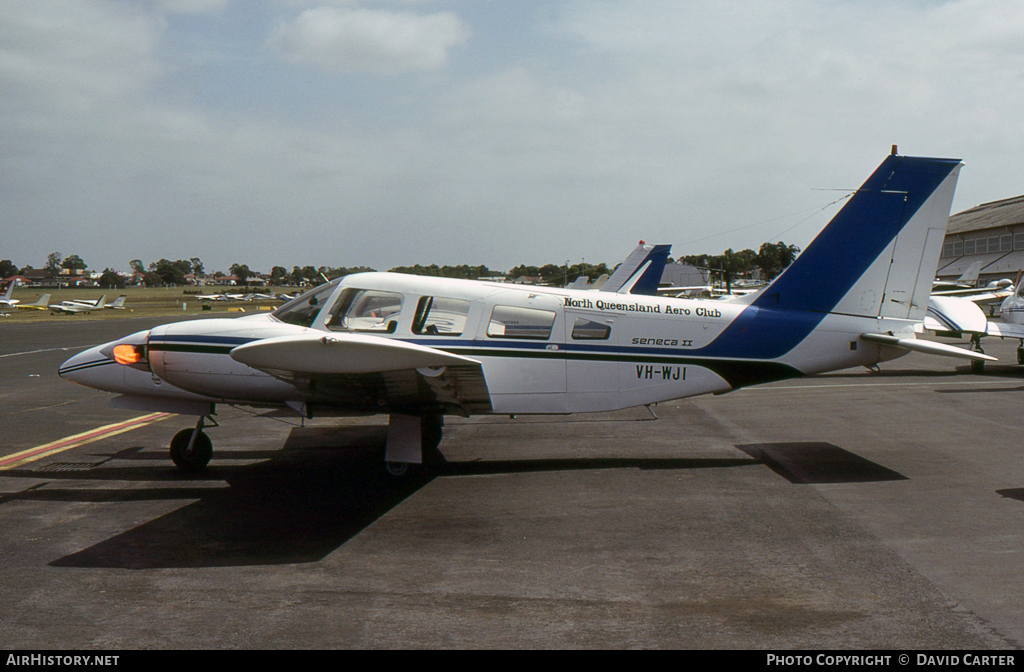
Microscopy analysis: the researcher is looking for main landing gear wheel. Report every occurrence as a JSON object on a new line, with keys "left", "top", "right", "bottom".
{"left": 385, "top": 461, "right": 409, "bottom": 477}
{"left": 382, "top": 414, "right": 446, "bottom": 479}
{"left": 170, "top": 427, "right": 213, "bottom": 472}
{"left": 1017, "top": 345, "right": 1024, "bottom": 366}
{"left": 422, "top": 414, "right": 444, "bottom": 455}
{"left": 970, "top": 335, "right": 986, "bottom": 374}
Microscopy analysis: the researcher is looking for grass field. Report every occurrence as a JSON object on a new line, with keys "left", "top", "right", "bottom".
{"left": 0, "top": 285, "right": 293, "bottom": 323}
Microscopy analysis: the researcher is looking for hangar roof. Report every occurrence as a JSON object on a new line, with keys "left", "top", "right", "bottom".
{"left": 947, "top": 195, "right": 1024, "bottom": 235}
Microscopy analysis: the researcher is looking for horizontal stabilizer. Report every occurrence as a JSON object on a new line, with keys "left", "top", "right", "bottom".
{"left": 229, "top": 332, "right": 481, "bottom": 375}
{"left": 860, "top": 333, "right": 996, "bottom": 362}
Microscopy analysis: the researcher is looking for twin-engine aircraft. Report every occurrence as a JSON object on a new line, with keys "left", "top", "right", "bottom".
{"left": 50, "top": 295, "right": 106, "bottom": 314}
{"left": 60, "top": 153, "right": 987, "bottom": 475}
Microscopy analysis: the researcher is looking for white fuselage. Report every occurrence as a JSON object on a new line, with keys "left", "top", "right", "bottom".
{"left": 60, "top": 272, "right": 913, "bottom": 416}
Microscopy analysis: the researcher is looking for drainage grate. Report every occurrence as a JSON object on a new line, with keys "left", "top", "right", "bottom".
{"left": 36, "top": 462, "right": 99, "bottom": 472}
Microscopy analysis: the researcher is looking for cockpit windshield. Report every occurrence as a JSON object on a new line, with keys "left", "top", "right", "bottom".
{"left": 271, "top": 281, "right": 339, "bottom": 327}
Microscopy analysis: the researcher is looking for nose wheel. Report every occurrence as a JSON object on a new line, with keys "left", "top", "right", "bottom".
{"left": 170, "top": 416, "right": 215, "bottom": 472}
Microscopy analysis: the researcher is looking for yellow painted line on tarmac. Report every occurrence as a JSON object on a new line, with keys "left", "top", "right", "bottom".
{"left": 0, "top": 413, "right": 174, "bottom": 471}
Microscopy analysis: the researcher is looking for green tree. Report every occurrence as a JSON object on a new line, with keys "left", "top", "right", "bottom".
{"left": 45, "top": 252, "right": 62, "bottom": 274}
{"left": 230, "top": 263, "right": 253, "bottom": 285}
{"left": 150, "top": 259, "right": 190, "bottom": 285}
{"left": 0, "top": 260, "right": 18, "bottom": 279}
{"left": 98, "top": 268, "right": 124, "bottom": 289}
{"left": 190, "top": 257, "right": 204, "bottom": 277}
{"left": 756, "top": 241, "right": 801, "bottom": 280}
{"left": 61, "top": 254, "right": 87, "bottom": 271}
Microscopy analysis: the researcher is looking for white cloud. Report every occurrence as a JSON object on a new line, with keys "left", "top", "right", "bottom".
{"left": 0, "top": 1, "right": 163, "bottom": 110}
{"left": 8, "top": 1, "right": 1024, "bottom": 274}
{"left": 268, "top": 7, "right": 470, "bottom": 74}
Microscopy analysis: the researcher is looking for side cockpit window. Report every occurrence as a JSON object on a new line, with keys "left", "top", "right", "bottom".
{"left": 413, "top": 296, "right": 470, "bottom": 336}
{"left": 326, "top": 288, "right": 404, "bottom": 333}
{"left": 271, "top": 282, "right": 338, "bottom": 327}
{"left": 486, "top": 305, "right": 556, "bottom": 340}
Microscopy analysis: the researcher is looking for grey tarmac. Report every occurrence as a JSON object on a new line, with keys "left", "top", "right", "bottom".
{"left": 1, "top": 318, "right": 1022, "bottom": 648}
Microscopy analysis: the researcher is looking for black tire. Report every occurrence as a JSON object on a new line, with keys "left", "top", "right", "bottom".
{"left": 170, "top": 428, "right": 213, "bottom": 472}
{"left": 1017, "top": 347, "right": 1024, "bottom": 366}
{"left": 421, "top": 414, "right": 444, "bottom": 453}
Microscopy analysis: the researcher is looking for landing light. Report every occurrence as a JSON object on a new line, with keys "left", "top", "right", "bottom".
{"left": 112, "top": 344, "right": 142, "bottom": 365}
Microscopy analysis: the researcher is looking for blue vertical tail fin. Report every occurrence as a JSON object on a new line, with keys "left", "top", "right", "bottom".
{"left": 602, "top": 242, "right": 672, "bottom": 296}
{"left": 752, "top": 154, "right": 961, "bottom": 320}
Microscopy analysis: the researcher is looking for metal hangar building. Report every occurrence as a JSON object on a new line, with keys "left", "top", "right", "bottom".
{"left": 937, "top": 195, "right": 1024, "bottom": 285}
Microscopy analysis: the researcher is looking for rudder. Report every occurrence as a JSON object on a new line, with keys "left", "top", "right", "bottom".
{"left": 753, "top": 154, "right": 961, "bottom": 320}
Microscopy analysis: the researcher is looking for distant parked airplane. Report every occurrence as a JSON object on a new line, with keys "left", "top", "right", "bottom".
{"left": 0, "top": 280, "right": 18, "bottom": 308}
{"left": 50, "top": 295, "right": 106, "bottom": 314}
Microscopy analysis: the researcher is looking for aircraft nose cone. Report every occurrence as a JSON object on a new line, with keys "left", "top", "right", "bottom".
{"left": 58, "top": 345, "right": 116, "bottom": 388}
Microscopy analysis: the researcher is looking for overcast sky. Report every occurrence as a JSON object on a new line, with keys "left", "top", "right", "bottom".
{"left": 3, "top": 0, "right": 1024, "bottom": 275}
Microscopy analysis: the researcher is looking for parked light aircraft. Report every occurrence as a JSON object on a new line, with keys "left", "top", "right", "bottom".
{"left": 104, "top": 296, "right": 127, "bottom": 310}
{"left": 941, "top": 272, "right": 1024, "bottom": 367}
{"left": 60, "top": 153, "right": 987, "bottom": 475}
{"left": 933, "top": 260, "right": 984, "bottom": 291}
{"left": 920, "top": 267, "right": 1023, "bottom": 372}
{"left": 50, "top": 295, "right": 105, "bottom": 314}
{"left": 0, "top": 280, "right": 18, "bottom": 308}
{"left": 15, "top": 294, "right": 51, "bottom": 310}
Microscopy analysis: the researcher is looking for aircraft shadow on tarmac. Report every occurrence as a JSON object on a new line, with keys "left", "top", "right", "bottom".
{"left": 996, "top": 489, "right": 1024, "bottom": 503}
{"left": 0, "top": 425, "right": 763, "bottom": 570}
{"left": 0, "top": 427, "right": 909, "bottom": 570}
{"left": 736, "top": 443, "right": 907, "bottom": 485}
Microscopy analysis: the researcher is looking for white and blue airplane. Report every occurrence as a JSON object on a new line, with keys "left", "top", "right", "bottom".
{"left": 0, "top": 279, "right": 18, "bottom": 308}
{"left": 59, "top": 152, "right": 990, "bottom": 474}
{"left": 49, "top": 295, "right": 106, "bottom": 314}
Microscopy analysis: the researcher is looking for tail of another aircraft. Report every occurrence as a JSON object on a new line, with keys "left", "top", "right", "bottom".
{"left": 602, "top": 242, "right": 672, "bottom": 296}
{"left": 95, "top": 295, "right": 106, "bottom": 309}
{"left": 1, "top": 280, "right": 13, "bottom": 301}
{"left": 955, "top": 260, "right": 984, "bottom": 287}
{"left": 752, "top": 153, "right": 962, "bottom": 321}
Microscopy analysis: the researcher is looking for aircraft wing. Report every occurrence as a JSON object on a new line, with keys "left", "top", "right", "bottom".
{"left": 985, "top": 321, "right": 1024, "bottom": 340}
{"left": 932, "top": 287, "right": 1011, "bottom": 303}
{"left": 229, "top": 333, "right": 492, "bottom": 416}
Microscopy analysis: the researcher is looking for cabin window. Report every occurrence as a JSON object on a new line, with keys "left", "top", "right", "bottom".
{"left": 486, "top": 305, "right": 556, "bottom": 340}
{"left": 272, "top": 281, "right": 338, "bottom": 327}
{"left": 571, "top": 317, "right": 611, "bottom": 340}
{"left": 413, "top": 296, "right": 470, "bottom": 336}
{"left": 326, "top": 288, "right": 404, "bottom": 332}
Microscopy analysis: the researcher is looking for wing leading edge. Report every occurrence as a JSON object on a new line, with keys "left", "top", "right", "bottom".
{"left": 229, "top": 332, "right": 492, "bottom": 416}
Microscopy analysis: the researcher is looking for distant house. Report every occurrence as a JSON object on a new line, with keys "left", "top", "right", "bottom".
{"left": 19, "top": 269, "right": 56, "bottom": 286}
